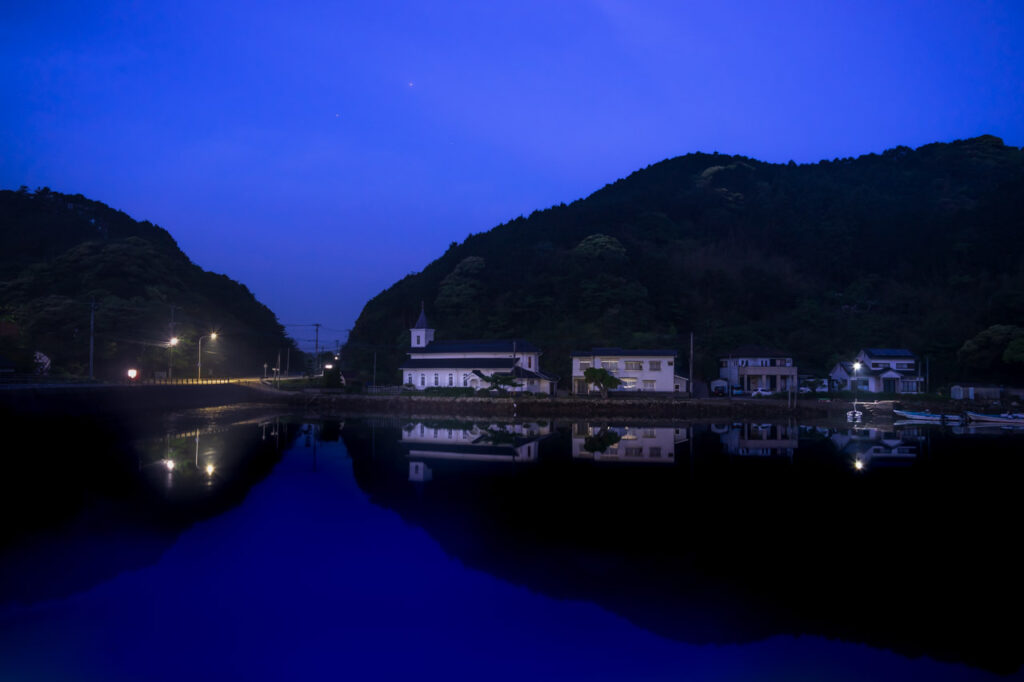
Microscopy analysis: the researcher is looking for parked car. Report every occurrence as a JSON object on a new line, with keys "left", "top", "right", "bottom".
{"left": 751, "top": 388, "right": 773, "bottom": 397}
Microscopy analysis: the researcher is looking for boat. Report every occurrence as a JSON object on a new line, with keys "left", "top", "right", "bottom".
{"left": 965, "top": 411, "right": 1024, "bottom": 424}
{"left": 846, "top": 409, "right": 863, "bottom": 423}
{"left": 892, "top": 409, "right": 963, "bottom": 424}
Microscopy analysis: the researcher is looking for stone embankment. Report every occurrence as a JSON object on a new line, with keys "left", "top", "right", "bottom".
{"left": 288, "top": 392, "right": 854, "bottom": 421}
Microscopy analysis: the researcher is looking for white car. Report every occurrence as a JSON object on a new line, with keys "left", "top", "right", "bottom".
{"left": 750, "top": 388, "right": 773, "bottom": 397}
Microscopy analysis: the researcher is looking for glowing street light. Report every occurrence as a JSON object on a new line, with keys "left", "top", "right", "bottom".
{"left": 198, "top": 332, "right": 218, "bottom": 381}
{"left": 127, "top": 368, "right": 138, "bottom": 381}
{"left": 167, "top": 336, "right": 180, "bottom": 379}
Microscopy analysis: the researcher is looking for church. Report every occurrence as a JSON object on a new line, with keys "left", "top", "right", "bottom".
{"left": 399, "top": 307, "right": 557, "bottom": 394}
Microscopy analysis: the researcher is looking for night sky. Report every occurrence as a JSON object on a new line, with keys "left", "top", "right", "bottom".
{"left": 3, "top": 1, "right": 1023, "bottom": 354}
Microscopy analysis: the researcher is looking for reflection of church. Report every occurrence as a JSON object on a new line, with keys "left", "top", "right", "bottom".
{"left": 402, "top": 420, "right": 552, "bottom": 481}
{"left": 717, "top": 423, "right": 798, "bottom": 457}
{"left": 571, "top": 424, "right": 687, "bottom": 462}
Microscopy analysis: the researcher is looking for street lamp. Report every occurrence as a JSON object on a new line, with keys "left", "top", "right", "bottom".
{"left": 852, "top": 361, "right": 862, "bottom": 407}
{"left": 168, "top": 336, "right": 179, "bottom": 379}
{"left": 198, "top": 332, "right": 218, "bottom": 381}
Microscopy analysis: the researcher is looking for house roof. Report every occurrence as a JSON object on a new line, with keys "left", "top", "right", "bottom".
{"left": 835, "top": 361, "right": 920, "bottom": 378}
{"left": 862, "top": 348, "right": 916, "bottom": 359}
{"left": 720, "top": 345, "right": 792, "bottom": 359}
{"left": 570, "top": 348, "right": 676, "bottom": 357}
{"left": 419, "top": 339, "right": 540, "bottom": 354}
{"left": 400, "top": 358, "right": 515, "bottom": 370}
{"left": 510, "top": 366, "right": 558, "bottom": 381}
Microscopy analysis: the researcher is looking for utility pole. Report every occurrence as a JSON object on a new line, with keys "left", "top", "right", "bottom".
{"left": 689, "top": 332, "right": 694, "bottom": 397}
{"left": 88, "top": 299, "right": 96, "bottom": 380}
{"left": 313, "top": 323, "right": 321, "bottom": 376}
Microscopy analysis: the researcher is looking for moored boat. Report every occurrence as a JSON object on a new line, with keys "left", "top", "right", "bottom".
{"left": 965, "top": 411, "right": 1024, "bottom": 424}
{"left": 892, "top": 408, "right": 963, "bottom": 423}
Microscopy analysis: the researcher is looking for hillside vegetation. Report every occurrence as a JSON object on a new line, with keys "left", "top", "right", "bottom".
{"left": 0, "top": 188, "right": 296, "bottom": 379}
{"left": 344, "top": 136, "right": 1024, "bottom": 388}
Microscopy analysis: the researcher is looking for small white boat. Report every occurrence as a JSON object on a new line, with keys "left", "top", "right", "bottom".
{"left": 847, "top": 409, "right": 863, "bottom": 423}
{"left": 892, "top": 409, "right": 963, "bottom": 424}
{"left": 965, "top": 411, "right": 1024, "bottom": 424}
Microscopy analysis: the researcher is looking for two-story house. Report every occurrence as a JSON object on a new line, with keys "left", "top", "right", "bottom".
{"left": 829, "top": 348, "right": 924, "bottom": 394}
{"left": 570, "top": 348, "right": 685, "bottom": 394}
{"left": 718, "top": 345, "right": 798, "bottom": 394}
{"left": 399, "top": 307, "right": 557, "bottom": 394}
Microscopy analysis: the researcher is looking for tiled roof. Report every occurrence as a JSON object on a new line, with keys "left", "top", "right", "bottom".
{"left": 420, "top": 339, "right": 540, "bottom": 353}
{"left": 570, "top": 348, "right": 676, "bottom": 357}
{"left": 511, "top": 366, "right": 558, "bottom": 381}
{"left": 400, "top": 358, "right": 515, "bottom": 370}
{"left": 862, "top": 348, "right": 916, "bottom": 359}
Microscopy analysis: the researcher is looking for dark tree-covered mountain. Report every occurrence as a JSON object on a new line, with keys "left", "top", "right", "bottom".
{"left": 344, "top": 136, "right": 1024, "bottom": 388}
{"left": 0, "top": 188, "right": 298, "bottom": 379}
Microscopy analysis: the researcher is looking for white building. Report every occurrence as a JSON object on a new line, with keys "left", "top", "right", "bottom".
{"left": 399, "top": 307, "right": 557, "bottom": 394}
{"left": 718, "top": 345, "right": 798, "bottom": 394}
{"left": 570, "top": 348, "right": 683, "bottom": 394}
{"left": 829, "top": 348, "right": 924, "bottom": 394}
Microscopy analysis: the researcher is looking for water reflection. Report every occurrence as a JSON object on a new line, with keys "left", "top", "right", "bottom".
{"left": 716, "top": 421, "right": 797, "bottom": 457}
{"left": 342, "top": 417, "right": 1024, "bottom": 675}
{"left": 571, "top": 423, "right": 685, "bottom": 462}
{"left": 0, "top": 411, "right": 298, "bottom": 607}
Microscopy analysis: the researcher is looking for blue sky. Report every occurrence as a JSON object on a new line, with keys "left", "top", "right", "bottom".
{"left": 2, "top": 1, "right": 1023, "bottom": 352}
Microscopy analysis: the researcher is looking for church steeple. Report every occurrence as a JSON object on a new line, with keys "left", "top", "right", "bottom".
{"left": 410, "top": 302, "right": 434, "bottom": 348}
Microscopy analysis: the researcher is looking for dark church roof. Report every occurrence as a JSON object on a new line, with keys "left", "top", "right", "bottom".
{"left": 412, "top": 305, "right": 431, "bottom": 330}
{"left": 417, "top": 339, "right": 540, "bottom": 354}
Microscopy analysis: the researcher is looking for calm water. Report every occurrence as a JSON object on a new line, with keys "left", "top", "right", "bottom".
{"left": 1, "top": 411, "right": 1021, "bottom": 681}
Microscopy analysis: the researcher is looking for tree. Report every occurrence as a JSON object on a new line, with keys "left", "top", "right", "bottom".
{"left": 583, "top": 427, "right": 621, "bottom": 453}
{"left": 472, "top": 369, "right": 520, "bottom": 391}
{"left": 583, "top": 367, "right": 622, "bottom": 398}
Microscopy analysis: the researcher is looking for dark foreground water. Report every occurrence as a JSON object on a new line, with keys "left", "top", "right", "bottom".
{"left": 1, "top": 411, "right": 1021, "bottom": 681}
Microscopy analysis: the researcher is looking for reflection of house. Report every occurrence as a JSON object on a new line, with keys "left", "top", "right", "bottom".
{"left": 570, "top": 348, "right": 684, "bottom": 394}
{"left": 399, "top": 307, "right": 556, "bottom": 393}
{"left": 571, "top": 423, "right": 687, "bottom": 462}
{"left": 830, "top": 427, "right": 917, "bottom": 468}
{"left": 401, "top": 420, "right": 551, "bottom": 465}
{"left": 829, "top": 349, "right": 924, "bottom": 394}
{"left": 718, "top": 346, "right": 798, "bottom": 393}
{"left": 719, "top": 422, "right": 797, "bottom": 457}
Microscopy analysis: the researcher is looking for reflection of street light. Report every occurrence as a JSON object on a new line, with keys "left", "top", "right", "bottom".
{"left": 854, "top": 459, "right": 864, "bottom": 471}
{"left": 198, "top": 332, "right": 218, "bottom": 381}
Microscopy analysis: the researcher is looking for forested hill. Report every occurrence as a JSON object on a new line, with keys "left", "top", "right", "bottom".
{"left": 0, "top": 188, "right": 297, "bottom": 378}
{"left": 345, "top": 135, "right": 1024, "bottom": 388}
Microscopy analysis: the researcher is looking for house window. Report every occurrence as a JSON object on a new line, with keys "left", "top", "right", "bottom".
{"left": 433, "top": 373, "right": 438, "bottom": 386}
{"left": 649, "top": 360, "right": 661, "bottom": 371}
{"left": 578, "top": 360, "right": 592, "bottom": 371}
{"left": 624, "top": 360, "right": 642, "bottom": 371}
{"left": 407, "top": 374, "right": 412, "bottom": 385}
{"left": 602, "top": 360, "right": 619, "bottom": 371}
{"left": 448, "top": 373, "right": 453, "bottom": 386}
{"left": 419, "top": 374, "right": 425, "bottom": 386}
{"left": 649, "top": 447, "right": 662, "bottom": 458}
{"left": 527, "top": 356, "right": 533, "bottom": 368}
{"left": 643, "top": 380, "right": 656, "bottom": 390}
{"left": 416, "top": 335, "right": 421, "bottom": 345}
{"left": 625, "top": 447, "right": 643, "bottom": 457}
{"left": 620, "top": 377, "right": 637, "bottom": 389}
{"left": 462, "top": 373, "right": 468, "bottom": 387}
